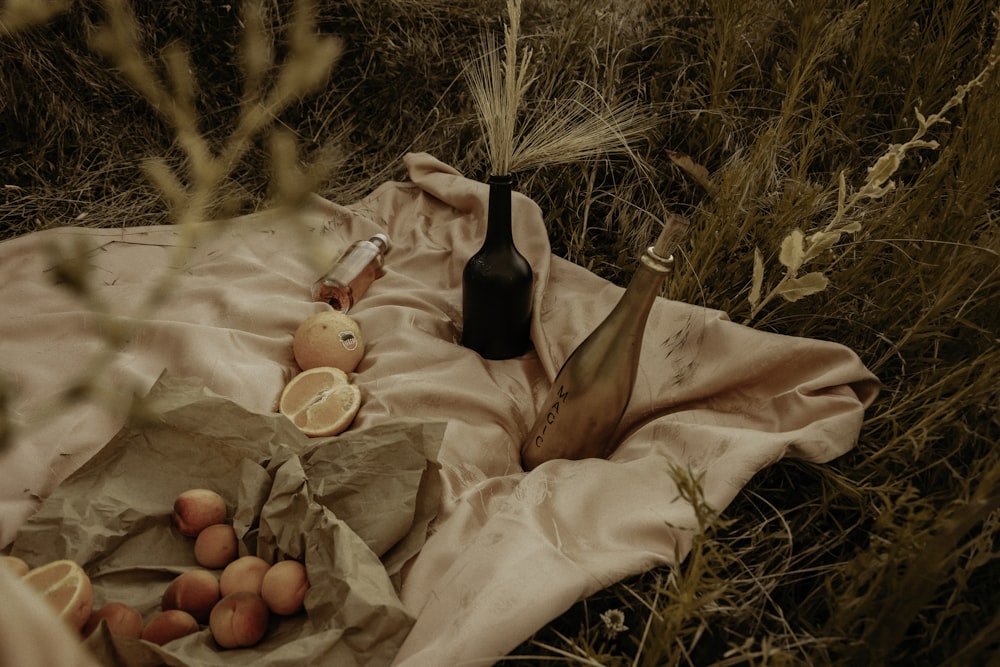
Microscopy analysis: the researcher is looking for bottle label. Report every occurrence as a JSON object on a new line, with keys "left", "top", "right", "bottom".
{"left": 531, "top": 383, "right": 570, "bottom": 449}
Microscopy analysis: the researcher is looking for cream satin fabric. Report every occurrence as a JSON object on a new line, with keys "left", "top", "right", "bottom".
{"left": 0, "top": 153, "right": 879, "bottom": 666}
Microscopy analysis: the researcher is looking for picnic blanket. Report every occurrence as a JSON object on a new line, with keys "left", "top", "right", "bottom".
{"left": 0, "top": 153, "right": 880, "bottom": 666}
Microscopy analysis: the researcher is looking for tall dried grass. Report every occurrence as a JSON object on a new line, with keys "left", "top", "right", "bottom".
{"left": 2, "top": 0, "right": 999, "bottom": 665}
{"left": 465, "top": 0, "right": 654, "bottom": 177}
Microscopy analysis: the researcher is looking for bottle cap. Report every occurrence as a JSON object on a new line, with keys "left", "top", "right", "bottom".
{"left": 652, "top": 214, "right": 689, "bottom": 260}
{"left": 370, "top": 233, "right": 392, "bottom": 255}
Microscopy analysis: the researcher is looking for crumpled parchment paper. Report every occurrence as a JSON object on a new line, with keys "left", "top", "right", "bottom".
{"left": 9, "top": 373, "right": 445, "bottom": 667}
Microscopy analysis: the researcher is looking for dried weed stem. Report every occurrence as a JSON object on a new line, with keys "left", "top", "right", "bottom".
{"left": 7, "top": 0, "right": 342, "bottom": 445}
{"left": 747, "top": 49, "right": 1000, "bottom": 323}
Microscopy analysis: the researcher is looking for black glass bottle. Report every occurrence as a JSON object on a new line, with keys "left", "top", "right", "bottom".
{"left": 461, "top": 174, "right": 533, "bottom": 359}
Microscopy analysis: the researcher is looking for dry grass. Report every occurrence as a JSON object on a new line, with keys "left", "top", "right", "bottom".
{"left": 465, "top": 0, "right": 655, "bottom": 176}
{"left": 3, "top": 0, "right": 1000, "bottom": 665}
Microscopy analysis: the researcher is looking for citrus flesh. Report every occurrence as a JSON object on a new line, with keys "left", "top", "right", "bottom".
{"left": 292, "top": 310, "right": 365, "bottom": 373}
{"left": 279, "top": 367, "right": 362, "bottom": 437}
{"left": 21, "top": 559, "right": 94, "bottom": 632}
{"left": 1, "top": 555, "right": 29, "bottom": 576}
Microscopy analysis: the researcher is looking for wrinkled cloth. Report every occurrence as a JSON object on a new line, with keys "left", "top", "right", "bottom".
{"left": 0, "top": 152, "right": 879, "bottom": 666}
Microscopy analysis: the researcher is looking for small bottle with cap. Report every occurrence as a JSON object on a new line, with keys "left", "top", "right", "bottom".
{"left": 311, "top": 233, "right": 391, "bottom": 313}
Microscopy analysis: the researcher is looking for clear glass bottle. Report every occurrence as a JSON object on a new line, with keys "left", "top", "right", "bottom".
{"left": 461, "top": 174, "right": 534, "bottom": 359}
{"left": 311, "top": 233, "right": 391, "bottom": 313}
{"left": 521, "top": 214, "right": 689, "bottom": 470}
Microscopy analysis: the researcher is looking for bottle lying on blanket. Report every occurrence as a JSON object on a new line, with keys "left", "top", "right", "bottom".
{"left": 521, "top": 214, "right": 689, "bottom": 470}
{"left": 312, "top": 233, "right": 392, "bottom": 313}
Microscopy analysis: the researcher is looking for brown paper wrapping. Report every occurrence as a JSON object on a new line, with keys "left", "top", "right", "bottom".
{"left": 9, "top": 374, "right": 444, "bottom": 666}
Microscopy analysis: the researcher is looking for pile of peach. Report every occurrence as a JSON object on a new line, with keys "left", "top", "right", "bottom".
{"left": 10, "top": 488, "right": 310, "bottom": 650}
{"left": 133, "top": 488, "right": 310, "bottom": 648}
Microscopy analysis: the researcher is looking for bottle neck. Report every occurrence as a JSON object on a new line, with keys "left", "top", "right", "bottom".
{"left": 483, "top": 174, "right": 515, "bottom": 247}
{"left": 614, "top": 248, "right": 673, "bottom": 319}
{"left": 369, "top": 233, "right": 391, "bottom": 256}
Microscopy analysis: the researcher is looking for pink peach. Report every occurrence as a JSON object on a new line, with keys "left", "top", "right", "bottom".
{"left": 261, "top": 559, "right": 310, "bottom": 615}
{"left": 209, "top": 592, "right": 270, "bottom": 649}
{"left": 219, "top": 556, "right": 270, "bottom": 597}
{"left": 141, "top": 609, "right": 200, "bottom": 645}
{"left": 194, "top": 523, "right": 239, "bottom": 569}
{"left": 83, "top": 602, "right": 143, "bottom": 639}
{"left": 172, "top": 488, "right": 227, "bottom": 537}
{"left": 161, "top": 569, "right": 220, "bottom": 624}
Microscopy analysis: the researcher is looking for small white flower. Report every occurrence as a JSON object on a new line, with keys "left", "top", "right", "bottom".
{"left": 600, "top": 608, "right": 628, "bottom": 636}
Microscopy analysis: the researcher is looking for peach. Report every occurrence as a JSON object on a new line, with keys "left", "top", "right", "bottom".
{"left": 219, "top": 556, "right": 270, "bottom": 597}
{"left": 1, "top": 555, "right": 29, "bottom": 577}
{"left": 172, "top": 488, "right": 227, "bottom": 537}
{"left": 141, "top": 609, "right": 200, "bottom": 645}
{"left": 83, "top": 602, "right": 143, "bottom": 639}
{"left": 260, "top": 559, "right": 309, "bottom": 615}
{"left": 194, "top": 523, "right": 239, "bottom": 569}
{"left": 161, "top": 569, "right": 220, "bottom": 624}
{"left": 209, "top": 592, "right": 270, "bottom": 649}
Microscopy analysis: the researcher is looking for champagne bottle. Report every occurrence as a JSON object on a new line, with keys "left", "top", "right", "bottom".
{"left": 462, "top": 174, "right": 534, "bottom": 359}
{"left": 521, "top": 214, "right": 689, "bottom": 470}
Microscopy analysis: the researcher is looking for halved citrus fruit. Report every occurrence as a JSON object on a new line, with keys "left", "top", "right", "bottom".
{"left": 279, "top": 367, "right": 362, "bottom": 437}
{"left": 21, "top": 559, "right": 94, "bottom": 632}
{"left": 1, "top": 554, "right": 29, "bottom": 577}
